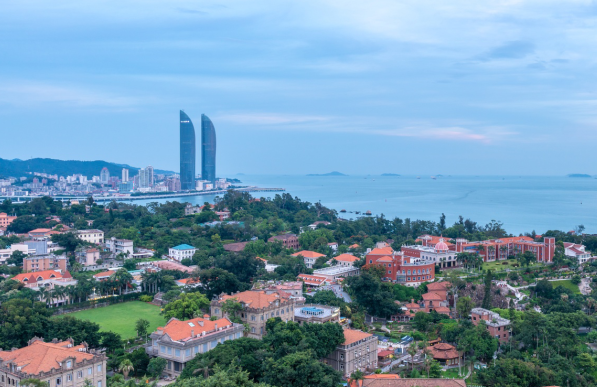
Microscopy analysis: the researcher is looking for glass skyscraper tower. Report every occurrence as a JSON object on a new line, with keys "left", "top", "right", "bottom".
{"left": 180, "top": 111, "right": 196, "bottom": 190}
{"left": 201, "top": 114, "right": 216, "bottom": 183}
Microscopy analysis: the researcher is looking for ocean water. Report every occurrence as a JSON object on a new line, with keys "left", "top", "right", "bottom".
{"left": 135, "top": 175, "right": 597, "bottom": 235}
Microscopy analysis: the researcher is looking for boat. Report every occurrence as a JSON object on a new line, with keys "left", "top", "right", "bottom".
{"left": 355, "top": 211, "right": 361, "bottom": 215}
{"left": 431, "top": 176, "right": 436, "bottom": 180}
{"left": 417, "top": 176, "right": 421, "bottom": 179}
{"left": 340, "top": 209, "right": 346, "bottom": 213}
{"left": 365, "top": 210, "right": 372, "bottom": 215}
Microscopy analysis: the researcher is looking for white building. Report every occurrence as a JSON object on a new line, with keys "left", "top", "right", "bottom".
{"left": 100, "top": 167, "right": 110, "bottom": 184}
{"left": 76, "top": 229, "right": 105, "bottom": 244}
{"left": 312, "top": 265, "right": 360, "bottom": 282}
{"left": 122, "top": 168, "right": 129, "bottom": 182}
{"left": 564, "top": 242, "right": 593, "bottom": 264}
{"left": 139, "top": 166, "right": 154, "bottom": 188}
{"left": 168, "top": 244, "right": 197, "bottom": 262}
{"left": 106, "top": 237, "right": 134, "bottom": 256}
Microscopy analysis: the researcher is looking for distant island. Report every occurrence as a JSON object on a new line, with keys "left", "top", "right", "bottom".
{"left": 0, "top": 158, "right": 174, "bottom": 178}
{"left": 567, "top": 174, "right": 592, "bottom": 178}
{"left": 381, "top": 173, "right": 400, "bottom": 176}
{"left": 307, "top": 171, "right": 347, "bottom": 176}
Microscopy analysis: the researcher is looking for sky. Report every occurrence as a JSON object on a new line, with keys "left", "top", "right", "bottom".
{"left": 1, "top": 0, "right": 597, "bottom": 176}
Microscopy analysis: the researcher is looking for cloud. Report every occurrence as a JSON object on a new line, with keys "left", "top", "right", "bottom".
{"left": 177, "top": 8, "right": 208, "bottom": 15}
{"left": 372, "top": 126, "right": 515, "bottom": 144}
{"left": 476, "top": 40, "right": 535, "bottom": 61}
{"left": 0, "top": 81, "right": 143, "bottom": 108}
{"left": 216, "top": 113, "right": 330, "bottom": 125}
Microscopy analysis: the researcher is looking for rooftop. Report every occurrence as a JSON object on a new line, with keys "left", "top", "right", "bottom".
{"left": 342, "top": 328, "right": 373, "bottom": 346}
{"left": 219, "top": 290, "right": 290, "bottom": 309}
{"left": 294, "top": 304, "right": 338, "bottom": 319}
{"left": 171, "top": 244, "right": 196, "bottom": 250}
{"left": 313, "top": 265, "right": 358, "bottom": 276}
{"left": 292, "top": 250, "right": 326, "bottom": 259}
{"left": 471, "top": 308, "right": 511, "bottom": 327}
{"left": 156, "top": 316, "right": 233, "bottom": 342}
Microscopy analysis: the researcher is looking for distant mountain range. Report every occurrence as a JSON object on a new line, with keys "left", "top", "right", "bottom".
{"left": 307, "top": 171, "right": 347, "bottom": 176}
{"left": 567, "top": 174, "right": 592, "bottom": 178}
{"left": 381, "top": 173, "right": 400, "bottom": 176}
{"left": 0, "top": 158, "right": 174, "bottom": 178}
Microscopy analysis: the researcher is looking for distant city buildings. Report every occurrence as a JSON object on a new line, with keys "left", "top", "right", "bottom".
{"left": 122, "top": 168, "right": 129, "bottom": 182}
{"left": 138, "top": 166, "right": 154, "bottom": 189}
{"left": 100, "top": 167, "right": 110, "bottom": 184}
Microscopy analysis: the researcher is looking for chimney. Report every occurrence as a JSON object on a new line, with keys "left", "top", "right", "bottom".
{"left": 214, "top": 323, "right": 218, "bottom": 330}
{"left": 191, "top": 330, "right": 194, "bottom": 337}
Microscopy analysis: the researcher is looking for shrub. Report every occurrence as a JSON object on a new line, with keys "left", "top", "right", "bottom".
{"left": 139, "top": 295, "right": 153, "bottom": 302}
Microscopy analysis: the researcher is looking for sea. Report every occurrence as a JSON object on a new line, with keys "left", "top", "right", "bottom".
{"left": 133, "top": 175, "right": 597, "bottom": 235}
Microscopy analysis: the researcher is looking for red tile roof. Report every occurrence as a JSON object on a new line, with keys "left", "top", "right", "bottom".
{"left": 298, "top": 274, "right": 328, "bottom": 286}
{"left": 342, "top": 329, "right": 373, "bottom": 345}
{"left": 93, "top": 270, "right": 116, "bottom": 278}
{"left": 157, "top": 316, "right": 233, "bottom": 341}
{"left": 13, "top": 270, "right": 67, "bottom": 283}
{"left": 291, "top": 250, "right": 326, "bottom": 259}
{"left": 368, "top": 247, "right": 394, "bottom": 256}
{"left": 220, "top": 290, "right": 289, "bottom": 309}
{"left": 0, "top": 339, "right": 95, "bottom": 375}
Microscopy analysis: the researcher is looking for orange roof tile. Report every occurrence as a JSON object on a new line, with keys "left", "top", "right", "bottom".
{"left": 298, "top": 274, "right": 328, "bottom": 285}
{"left": 376, "top": 256, "right": 393, "bottom": 263}
{"left": 0, "top": 339, "right": 95, "bottom": 375}
{"left": 220, "top": 290, "right": 289, "bottom": 309}
{"left": 13, "top": 270, "right": 66, "bottom": 283}
{"left": 291, "top": 250, "right": 326, "bottom": 259}
{"left": 93, "top": 270, "right": 116, "bottom": 278}
{"left": 426, "top": 281, "right": 450, "bottom": 291}
{"left": 157, "top": 316, "right": 233, "bottom": 341}
{"left": 349, "top": 244, "right": 360, "bottom": 249}
{"left": 333, "top": 254, "right": 360, "bottom": 263}
{"left": 368, "top": 247, "right": 394, "bottom": 256}
{"left": 342, "top": 329, "right": 373, "bottom": 345}
{"left": 28, "top": 228, "right": 52, "bottom": 233}
{"left": 422, "top": 292, "right": 444, "bottom": 301}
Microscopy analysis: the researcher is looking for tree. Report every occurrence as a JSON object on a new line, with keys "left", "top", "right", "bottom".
{"left": 47, "top": 316, "right": 102, "bottom": 348}
{"left": 147, "top": 357, "right": 167, "bottom": 379}
{"left": 135, "top": 318, "right": 150, "bottom": 337}
{"left": 20, "top": 379, "right": 48, "bottom": 387}
{"left": 197, "top": 268, "right": 244, "bottom": 300}
{"left": 262, "top": 350, "right": 342, "bottom": 387}
{"left": 162, "top": 292, "right": 210, "bottom": 320}
{"left": 100, "top": 331, "right": 123, "bottom": 354}
{"left": 520, "top": 250, "right": 536, "bottom": 267}
{"left": 7, "top": 250, "right": 26, "bottom": 266}
{"left": 481, "top": 269, "right": 493, "bottom": 309}
{"left": 428, "top": 360, "right": 442, "bottom": 378}
{"left": 0, "top": 298, "right": 53, "bottom": 349}
{"left": 221, "top": 299, "right": 244, "bottom": 324}
{"left": 193, "top": 357, "right": 215, "bottom": 379}
{"left": 456, "top": 296, "right": 474, "bottom": 319}
{"left": 407, "top": 342, "right": 418, "bottom": 372}
{"left": 345, "top": 272, "right": 400, "bottom": 318}
{"left": 119, "top": 359, "right": 134, "bottom": 379}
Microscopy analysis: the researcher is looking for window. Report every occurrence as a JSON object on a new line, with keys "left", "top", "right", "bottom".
{"left": 98, "top": 382, "right": 102, "bottom": 387}
{"left": 56, "top": 378, "right": 62, "bottom": 386}
{"left": 167, "top": 347, "right": 172, "bottom": 355}
{"left": 185, "top": 349, "right": 191, "bottom": 356}
{"left": 236, "top": 332, "right": 241, "bottom": 339}
{"left": 77, "top": 371, "right": 82, "bottom": 378}
{"left": 67, "top": 375, "right": 72, "bottom": 382}
{"left": 160, "top": 345, "right": 166, "bottom": 353}
{"left": 203, "top": 344, "right": 208, "bottom": 352}
{"left": 229, "top": 335, "right": 233, "bottom": 340}
{"left": 251, "top": 315, "right": 256, "bottom": 321}
{"left": 211, "top": 340, "right": 217, "bottom": 349}
{"left": 194, "top": 346, "right": 199, "bottom": 354}
{"left": 407, "top": 270, "right": 411, "bottom": 275}
{"left": 88, "top": 367, "right": 93, "bottom": 375}
{"left": 215, "top": 308, "right": 219, "bottom": 314}
{"left": 340, "top": 354, "right": 344, "bottom": 360}
{"left": 175, "top": 349, "right": 180, "bottom": 356}
{"left": 97, "top": 364, "right": 102, "bottom": 372}
{"left": 66, "top": 360, "right": 72, "bottom": 368}
{"left": 251, "top": 327, "right": 256, "bottom": 333}
{"left": 261, "top": 315, "right": 264, "bottom": 321}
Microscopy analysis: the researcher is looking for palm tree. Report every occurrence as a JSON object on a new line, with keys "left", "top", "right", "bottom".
{"left": 193, "top": 358, "right": 214, "bottom": 379}
{"left": 37, "top": 287, "right": 48, "bottom": 303}
{"left": 119, "top": 359, "right": 134, "bottom": 379}
{"left": 349, "top": 370, "right": 365, "bottom": 386}
{"left": 586, "top": 298, "right": 597, "bottom": 315}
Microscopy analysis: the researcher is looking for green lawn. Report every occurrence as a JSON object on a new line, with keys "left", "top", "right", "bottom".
{"left": 550, "top": 279, "right": 581, "bottom": 294}
{"left": 65, "top": 301, "right": 166, "bottom": 339}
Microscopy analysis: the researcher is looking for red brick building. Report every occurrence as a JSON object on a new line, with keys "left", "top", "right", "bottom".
{"left": 268, "top": 234, "right": 299, "bottom": 250}
{"left": 471, "top": 308, "right": 511, "bottom": 343}
{"left": 365, "top": 247, "right": 435, "bottom": 286}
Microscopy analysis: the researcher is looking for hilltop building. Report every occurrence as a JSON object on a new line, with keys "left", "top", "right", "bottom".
{"left": 366, "top": 246, "right": 435, "bottom": 286}
{"left": 324, "top": 329, "right": 378, "bottom": 378}
{"left": 471, "top": 308, "right": 511, "bottom": 343}
{"left": 168, "top": 244, "right": 197, "bottom": 262}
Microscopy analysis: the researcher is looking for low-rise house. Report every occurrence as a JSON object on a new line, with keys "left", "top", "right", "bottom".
{"left": 0, "top": 212, "right": 16, "bottom": 228}
{"left": 312, "top": 265, "right": 360, "bottom": 282}
{"left": 564, "top": 242, "right": 593, "bottom": 264}
{"left": 28, "top": 228, "right": 55, "bottom": 239}
{"left": 76, "top": 247, "right": 101, "bottom": 266}
{"left": 149, "top": 260, "right": 194, "bottom": 273}
{"left": 471, "top": 308, "right": 511, "bottom": 343}
{"left": 324, "top": 329, "right": 378, "bottom": 378}
{"left": 0, "top": 338, "right": 107, "bottom": 387}
{"left": 211, "top": 290, "right": 297, "bottom": 339}
{"left": 168, "top": 244, "right": 197, "bottom": 262}
{"left": 105, "top": 237, "right": 134, "bottom": 256}
{"left": 23, "top": 254, "right": 68, "bottom": 272}
{"left": 294, "top": 305, "right": 340, "bottom": 325}
{"left": 330, "top": 253, "right": 360, "bottom": 267}
{"left": 291, "top": 250, "right": 326, "bottom": 268}
{"left": 297, "top": 274, "right": 329, "bottom": 288}
{"left": 76, "top": 229, "right": 104, "bottom": 244}
{"left": 426, "top": 343, "right": 461, "bottom": 367}
{"left": 93, "top": 270, "right": 116, "bottom": 281}
{"left": 308, "top": 221, "right": 331, "bottom": 230}
{"left": 351, "top": 378, "right": 466, "bottom": 387}
{"left": 146, "top": 316, "right": 243, "bottom": 378}
{"left": 268, "top": 234, "right": 299, "bottom": 250}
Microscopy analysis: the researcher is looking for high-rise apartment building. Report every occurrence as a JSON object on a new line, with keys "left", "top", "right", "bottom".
{"left": 122, "top": 168, "right": 129, "bottom": 182}
{"left": 201, "top": 114, "right": 216, "bottom": 184}
{"left": 180, "top": 111, "right": 196, "bottom": 190}
{"left": 138, "top": 166, "right": 154, "bottom": 188}
{"left": 100, "top": 167, "right": 110, "bottom": 184}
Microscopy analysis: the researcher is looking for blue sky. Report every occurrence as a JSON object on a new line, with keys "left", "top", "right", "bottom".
{"left": 1, "top": 1, "right": 596, "bottom": 176}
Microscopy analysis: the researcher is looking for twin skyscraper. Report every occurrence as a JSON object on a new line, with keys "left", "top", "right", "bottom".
{"left": 180, "top": 111, "right": 216, "bottom": 190}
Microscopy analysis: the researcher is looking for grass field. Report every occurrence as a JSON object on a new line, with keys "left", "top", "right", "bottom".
{"left": 65, "top": 301, "right": 166, "bottom": 339}
{"left": 550, "top": 279, "right": 581, "bottom": 294}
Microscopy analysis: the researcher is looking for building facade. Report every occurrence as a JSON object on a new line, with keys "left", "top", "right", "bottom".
{"left": 471, "top": 308, "right": 511, "bottom": 343}
{"left": 75, "top": 247, "right": 101, "bottom": 266}
{"left": 146, "top": 316, "right": 243, "bottom": 377}
{"left": 76, "top": 230, "right": 104, "bottom": 244}
{"left": 138, "top": 166, "right": 154, "bottom": 189}
{"left": 564, "top": 242, "right": 592, "bottom": 264}
{"left": 106, "top": 237, "right": 134, "bottom": 256}
{"left": 100, "top": 168, "right": 110, "bottom": 184}
{"left": 268, "top": 234, "right": 299, "bottom": 250}
{"left": 294, "top": 305, "right": 340, "bottom": 325}
{"left": 23, "top": 255, "right": 68, "bottom": 272}
{"left": 0, "top": 213, "right": 16, "bottom": 228}
{"left": 324, "top": 329, "right": 378, "bottom": 378}
{"left": 365, "top": 247, "right": 435, "bottom": 287}
{"left": 211, "top": 290, "right": 296, "bottom": 339}
{"left": 0, "top": 338, "right": 106, "bottom": 387}
{"left": 200, "top": 114, "right": 216, "bottom": 184}
{"left": 180, "top": 111, "right": 196, "bottom": 190}
{"left": 168, "top": 244, "right": 197, "bottom": 261}
{"left": 402, "top": 239, "right": 459, "bottom": 268}
{"left": 291, "top": 250, "right": 325, "bottom": 268}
